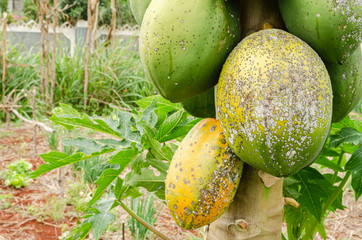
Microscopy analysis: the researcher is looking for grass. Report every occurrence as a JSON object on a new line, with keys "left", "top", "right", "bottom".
{"left": 127, "top": 193, "right": 162, "bottom": 240}
{"left": 0, "top": 38, "right": 155, "bottom": 120}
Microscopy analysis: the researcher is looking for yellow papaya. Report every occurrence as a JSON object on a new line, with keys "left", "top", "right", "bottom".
{"left": 165, "top": 118, "right": 243, "bottom": 230}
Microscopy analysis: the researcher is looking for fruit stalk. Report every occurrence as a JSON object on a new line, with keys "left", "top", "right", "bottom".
{"left": 238, "top": 0, "right": 286, "bottom": 38}
{"left": 206, "top": 165, "right": 284, "bottom": 240}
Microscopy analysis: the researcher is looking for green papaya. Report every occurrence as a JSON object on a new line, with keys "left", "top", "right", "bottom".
{"left": 278, "top": 0, "right": 362, "bottom": 64}
{"left": 326, "top": 44, "right": 362, "bottom": 123}
{"left": 217, "top": 29, "right": 332, "bottom": 177}
{"left": 139, "top": 0, "right": 241, "bottom": 103}
{"left": 181, "top": 87, "right": 215, "bottom": 118}
{"left": 129, "top": 0, "right": 152, "bottom": 25}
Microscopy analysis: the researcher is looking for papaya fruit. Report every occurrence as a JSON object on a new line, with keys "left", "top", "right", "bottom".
{"left": 326, "top": 44, "right": 362, "bottom": 123}
{"left": 278, "top": 0, "right": 362, "bottom": 64}
{"left": 139, "top": 0, "right": 241, "bottom": 102}
{"left": 165, "top": 118, "right": 243, "bottom": 230}
{"left": 181, "top": 87, "right": 216, "bottom": 118}
{"left": 129, "top": 0, "right": 152, "bottom": 25}
{"left": 217, "top": 29, "right": 333, "bottom": 177}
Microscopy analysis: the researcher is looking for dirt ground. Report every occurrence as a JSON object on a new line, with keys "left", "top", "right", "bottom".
{"left": 0, "top": 123, "right": 361, "bottom": 240}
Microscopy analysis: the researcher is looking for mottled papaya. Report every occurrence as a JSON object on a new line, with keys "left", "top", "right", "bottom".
{"left": 181, "top": 87, "right": 216, "bottom": 118}
{"left": 278, "top": 0, "right": 362, "bottom": 64}
{"left": 217, "top": 29, "right": 332, "bottom": 177}
{"left": 139, "top": 0, "right": 241, "bottom": 102}
{"left": 326, "top": 44, "right": 362, "bottom": 122}
{"left": 129, "top": 0, "right": 152, "bottom": 25}
{"left": 165, "top": 118, "right": 243, "bottom": 230}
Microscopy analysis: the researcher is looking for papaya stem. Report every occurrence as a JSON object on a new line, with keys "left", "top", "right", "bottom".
{"left": 302, "top": 171, "right": 351, "bottom": 240}
{"left": 119, "top": 200, "right": 171, "bottom": 240}
{"left": 331, "top": 151, "right": 344, "bottom": 184}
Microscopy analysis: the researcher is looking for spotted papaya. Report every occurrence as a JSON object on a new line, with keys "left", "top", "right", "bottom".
{"left": 278, "top": 0, "right": 362, "bottom": 64}
{"left": 326, "top": 44, "right": 362, "bottom": 122}
{"left": 217, "top": 29, "right": 332, "bottom": 177}
{"left": 139, "top": 0, "right": 241, "bottom": 102}
{"left": 165, "top": 118, "right": 243, "bottom": 230}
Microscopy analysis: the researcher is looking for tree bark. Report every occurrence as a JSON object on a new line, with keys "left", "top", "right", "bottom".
{"left": 50, "top": 0, "right": 58, "bottom": 109}
{"left": 206, "top": 165, "right": 284, "bottom": 240}
{"left": 84, "top": 0, "right": 92, "bottom": 108}
{"left": 39, "top": 0, "right": 45, "bottom": 97}
{"left": 2, "top": 13, "right": 7, "bottom": 98}
{"left": 207, "top": 1, "right": 286, "bottom": 239}
{"left": 44, "top": 0, "right": 50, "bottom": 104}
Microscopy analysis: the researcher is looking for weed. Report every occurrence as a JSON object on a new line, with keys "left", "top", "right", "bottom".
{"left": 127, "top": 194, "right": 162, "bottom": 240}
{"left": 1, "top": 159, "right": 33, "bottom": 188}
{"left": 0, "top": 193, "right": 13, "bottom": 209}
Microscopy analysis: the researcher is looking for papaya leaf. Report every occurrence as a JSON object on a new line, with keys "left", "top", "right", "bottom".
{"left": 63, "top": 221, "right": 92, "bottom": 240}
{"left": 50, "top": 111, "right": 121, "bottom": 138}
{"left": 146, "top": 137, "right": 171, "bottom": 162}
{"left": 125, "top": 168, "right": 166, "bottom": 194}
{"left": 114, "top": 178, "right": 142, "bottom": 200}
{"left": 345, "top": 145, "right": 362, "bottom": 200}
{"left": 158, "top": 118, "right": 201, "bottom": 143}
{"left": 111, "top": 110, "right": 141, "bottom": 142}
{"left": 140, "top": 101, "right": 158, "bottom": 127}
{"left": 146, "top": 158, "right": 169, "bottom": 175}
{"left": 63, "top": 138, "right": 106, "bottom": 155}
{"left": 157, "top": 110, "right": 188, "bottom": 142}
{"left": 293, "top": 168, "right": 333, "bottom": 222}
{"left": 51, "top": 103, "right": 81, "bottom": 117}
{"left": 30, "top": 149, "right": 115, "bottom": 179}
{"left": 331, "top": 116, "right": 362, "bottom": 134}
{"left": 87, "top": 147, "right": 139, "bottom": 208}
{"left": 136, "top": 95, "right": 182, "bottom": 111}
{"left": 88, "top": 212, "right": 116, "bottom": 240}
{"left": 329, "top": 127, "right": 362, "bottom": 148}
{"left": 319, "top": 147, "right": 340, "bottom": 157}
{"left": 314, "top": 156, "right": 344, "bottom": 172}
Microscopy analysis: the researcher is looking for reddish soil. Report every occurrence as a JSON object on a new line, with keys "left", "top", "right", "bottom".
{"left": 0, "top": 123, "right": 361, "bottom": 240}
{"left": 0, "top": 124, "right": 77, "bottom": 240}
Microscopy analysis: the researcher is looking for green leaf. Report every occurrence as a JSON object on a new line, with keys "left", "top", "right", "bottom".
{"left": 329, "top": 127, "right": 362, "bottom": 148}
{"left": 158, "top": 118, "right": 201, "bottom": 143}
{"left": 125, "top": 168, "right": 166, "bottom": 193}
{"left": 147, "top": 137, "right": 171, "bottom": 162}
{"left": 314, "top": 156, "right": 344, "bottom": 172}
{"left": 331, "top": 116, "right": 362, "bottom": 134}
{"left": 87, "top": 147, "right": 139, "bottom": 207}
{"left": 88, "top": 213, "right": 116, "bottom": 240}
{"left": 52, "top": 103, "right": 81, "bottom": 118}
{"left": 345, "top": 145, "right": 362, "bottom": 171}
{"left": 63, "top": 221, "right": 92, "bottom": 240}
{"left": 293, "top": 168, "right": 330, "bottom": 222}
{"left": 345, "top": 145, "right": 362, "bottom": 200}
{"left": 63, "top": 138, "right": 105, "bottom": 155}
{"left": 136, "top": 95, "right": 181, "bottom": 111}
{"left": 157, "top": 110, "right": 188, "bottom": 142}
{"left": 140, "top": 101, "right": 158, "bottom": 127}
{"left": 50, "top": 112, "right": 121, "bottom": 138}
{"left": 146, "top": 158, "right": 169, "bottom": 175}
{"left": 110, "top": 110, "right": 141, "bottom": 142}
{"left": 30, "top": 149, "right": 115, "bottom": 179}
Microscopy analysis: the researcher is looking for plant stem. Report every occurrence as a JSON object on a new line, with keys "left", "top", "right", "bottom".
{"left": 302, "top": 171, "right": 352, "bottom": 240}
{"left": 331, "top": 151, "right": 344, "bottom": 183}
{"left": 119, "top": 200, "right": 171, "bottom": 240}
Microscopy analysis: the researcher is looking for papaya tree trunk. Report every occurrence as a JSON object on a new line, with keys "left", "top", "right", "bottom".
{"left": 206, "top": 165, "right": 284, "bottom": 240}
{"left": 207, "top": 1, "right": 286, "bottom": 239}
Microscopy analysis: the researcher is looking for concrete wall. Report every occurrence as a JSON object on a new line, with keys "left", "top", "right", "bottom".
{"left": 3, "top": 20, "right": 140, "bottom": 55}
